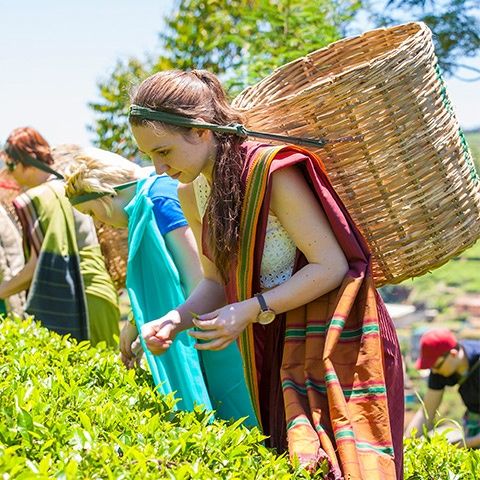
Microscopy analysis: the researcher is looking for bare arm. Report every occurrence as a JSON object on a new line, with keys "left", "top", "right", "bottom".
{"left": 405, "top": 388, "right": 444, "bottom": 437}
{"left": 257, "top": 165, "right": 348, "bottom": 314}
{"left": 0, "top": 249, "right": 37, "bottom": 299}
{"left": 191, "top": 166, "right": 349, "bottom": 350}
{"left": 463, "top": 432, "right": 480, "bottom": 448}
{"left": 164, "top": 225, "right": 203, "bottom": 296}
{"left": 174, "top": 182, "right": 226, "bottom": 321}
{"left": 142, "top": 182, "right": 226, "bottom": 354}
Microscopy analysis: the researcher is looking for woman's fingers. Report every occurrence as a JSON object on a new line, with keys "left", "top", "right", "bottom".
{"left": 192, "top": 318, "right": 218, "bottom": 330}
{"left": 142, "top": 321, "right": 158, "bottom": 338}
{"left": 197, "top": 309, "right": 219, "bottom": 321}
{"left": 131, "top": 338, "right": 143, "bottom": 357}
{"left": 120, "top": 351, "right": 134, "bottom": 369}
{"left": 194, "top": 337, "right": 233, "bottom": 351}
{"left": 143, "top": 319, "right": 175, "bottom": 339}
{"left": 119, "top": 330, "right": 132, "bottom": 356}
{"left": 142, "top": 318, "right": 177, "bottom": 354}
{"left": 145, "top": 336, "right": 173, "bottom": 355}
{"left": 119, "top": 340, "right": 132, "bottom": 358}
{"left": 189, "top": 329, "right": 219, "bottom": 340}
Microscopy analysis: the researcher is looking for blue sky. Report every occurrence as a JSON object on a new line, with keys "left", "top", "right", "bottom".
{"left": 0, "top": 0, "right": 479, "bottom": 148}
{"left": 0, "top": 0, "right": 173, "bottom": 146}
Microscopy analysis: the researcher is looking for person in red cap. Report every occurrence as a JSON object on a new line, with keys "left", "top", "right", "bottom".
{"left": 405, "top": 328, "right": 480, "bottom": 448}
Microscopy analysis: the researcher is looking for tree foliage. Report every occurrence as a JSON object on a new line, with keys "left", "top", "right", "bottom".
{"left": 88, "top": 0, "right": 361, "bottom": 156}
{"left": 88, "top": 57, "right": 173, "bottom": 158}
{"left": 374, "top": 0, "right": 480, "bottom": 78}
{"left": 88, "top": 0, "right": 479, "bottom": 156}
{"left": 160, "top": 0, "right": 360, "bottom": 90}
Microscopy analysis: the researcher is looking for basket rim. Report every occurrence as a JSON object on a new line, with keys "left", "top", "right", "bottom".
{"left": 234, "top": 21, "right": 430, "bottom": 111}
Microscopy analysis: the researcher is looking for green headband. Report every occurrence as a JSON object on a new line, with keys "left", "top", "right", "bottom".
{"left": 4, "top": 144, "right": 64, "bottom": 180}
{"left": 129, "top": 105, "right": 362, "bottom": 148}
{"left": 69, "top": 179, "right": 138, "bottom": 206}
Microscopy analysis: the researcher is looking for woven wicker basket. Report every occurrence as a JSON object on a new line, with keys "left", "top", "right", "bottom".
{"left": 92, "top": 222, "right": 128, "bottom": 291}
{"left": 233, "top": 22, "right": 480, "bottom": 286}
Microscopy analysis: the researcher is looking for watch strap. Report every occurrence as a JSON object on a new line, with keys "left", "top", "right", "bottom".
{"left": 255, "top": 293, "right": 268, "bottom": 312}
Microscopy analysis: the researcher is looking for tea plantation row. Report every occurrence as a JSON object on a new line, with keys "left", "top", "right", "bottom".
{"left": 0, "top": 317, "right": 478, "bottom": 479}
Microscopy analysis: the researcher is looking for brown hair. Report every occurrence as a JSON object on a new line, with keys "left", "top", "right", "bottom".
{"left": 130, "top": 70, "right": 245, "bottom": 282}
{"left": 4, "top": 127, "right": 54, "bottom": 166}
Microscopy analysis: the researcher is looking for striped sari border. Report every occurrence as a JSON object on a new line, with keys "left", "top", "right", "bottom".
{"left": 283, "top": 376, "right": 386, "bottom": 399}
{"left": 285, "top": 322, "right": 380, "bottom": 340}
{"left": 236, "top": 146, "right": 284, "bottom": 425}
{"left": 333, "top": 428, "right": 394, "bottom": 456}
{"left": 13, "top": 193, "right": 44, "bottom": 254}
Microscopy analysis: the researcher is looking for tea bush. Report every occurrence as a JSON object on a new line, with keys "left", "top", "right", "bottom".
{"left": 0, "top": 317, "right": 301, "bottom": 479}
{"left": 404, "top": 432, "right": 480, "bottom": 479}
{"left": 0, "top": 317, "right": 479, "bottom": 479}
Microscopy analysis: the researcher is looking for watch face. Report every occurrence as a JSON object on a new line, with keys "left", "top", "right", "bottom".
{"left": 257, "top": 310, "right": 276, "bottom": 325}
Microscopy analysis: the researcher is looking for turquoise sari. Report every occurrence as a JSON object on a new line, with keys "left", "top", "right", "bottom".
{"left": 125, "top": 176, "right": 257, "bottom": 426}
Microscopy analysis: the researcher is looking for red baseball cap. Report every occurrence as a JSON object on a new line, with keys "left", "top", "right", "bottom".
{"left": 415, "top": 329, "right": 458, "bottom": 370}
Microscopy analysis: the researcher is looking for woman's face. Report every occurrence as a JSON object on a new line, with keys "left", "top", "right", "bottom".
{"left": 431, "top": 350, "right": 458, "bottom": 377}
{"left": 131, "top": 124, "right": 216, "bottom": 183}
{"left": 75, "top": 194, "right": 130, "bottom": 228}
{"left": 7, "top": 162, "right": 37, "bottom": 189}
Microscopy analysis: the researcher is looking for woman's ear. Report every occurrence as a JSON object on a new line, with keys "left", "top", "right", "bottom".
{"left": 450, "top": 348, "right": 459, "bottom": 358}
{"left": 193, "top": 128, "right": 212, "bottom": 142}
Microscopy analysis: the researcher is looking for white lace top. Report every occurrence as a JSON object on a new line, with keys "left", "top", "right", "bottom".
{"left": 193, "top": 175, "right": 296, "bottom": 289}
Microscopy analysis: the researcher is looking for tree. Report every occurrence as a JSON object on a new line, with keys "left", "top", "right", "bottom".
{"left": 367, "top": 0, "right": 480, "bottom": 79}
{"left": 88, "top": 0, "right": 479, "bottom": 155}
{"left": 160, "top": 0, "right": 360, "bottom": 90}
{"left": 88, "top": 0, "right": 361, "bottom": 156}
{"left": 88, "top": 57, "right": 173, "bottom": 159}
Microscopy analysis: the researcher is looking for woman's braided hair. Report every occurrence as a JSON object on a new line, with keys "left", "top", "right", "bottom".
{"left": 130, "top": 70, "right": 245, "bottom": 282}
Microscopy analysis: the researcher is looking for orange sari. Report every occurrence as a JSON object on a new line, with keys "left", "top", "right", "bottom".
{"left": 224, "top": 142, "right": 403, "bottom": 479}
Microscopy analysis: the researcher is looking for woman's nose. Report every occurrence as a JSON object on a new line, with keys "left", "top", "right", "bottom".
{"left": 154, "top": 162, "right": 168, "bottom": 175}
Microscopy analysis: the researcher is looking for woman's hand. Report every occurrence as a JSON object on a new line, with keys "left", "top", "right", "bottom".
{"left": 130, "top": 336, "right": 144, "bottom": 367}
{"left": 119, "top": 321, "right": 140, "bottom": 369}
{"left": 142, "top": 310, "right": 181, "bottom": 355}
{"left": 189, "top": 299, "right": 259, "bottom": 351}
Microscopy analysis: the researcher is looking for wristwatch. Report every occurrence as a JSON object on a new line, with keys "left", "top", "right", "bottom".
{"left": 254, "top": 293, "right": 276, "bottom": 325}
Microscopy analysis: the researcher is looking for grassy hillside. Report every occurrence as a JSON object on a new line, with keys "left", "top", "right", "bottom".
{"left": 406, "top": 241, "right": 480, "bottom": 311}
{"left": 466, "top": 130, "right": 480, "bottom": 170}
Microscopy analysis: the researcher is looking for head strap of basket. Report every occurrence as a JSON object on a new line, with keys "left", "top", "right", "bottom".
{"left": 229, "top": 21, "right": 480, "bottom": 286}
{"left": 128, "top": 105, "right": 363, "bottom": 148}
{"left": 69, "top": 179, "right": 139, "bottom": 206}
{"left": 3, "top": 142, "right": 65, "bottom": 179}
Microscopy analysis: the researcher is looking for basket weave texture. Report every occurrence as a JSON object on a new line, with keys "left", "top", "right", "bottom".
{"left": 233, "top": 22, "right": 480, "bottom": 286}
{"left": 93, "top": 223, "right": 128, "bottom": 291}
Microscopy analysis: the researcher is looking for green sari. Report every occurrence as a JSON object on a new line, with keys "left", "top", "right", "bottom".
{"left": 13, "top": 180, "right": 119, "bottom": 345}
